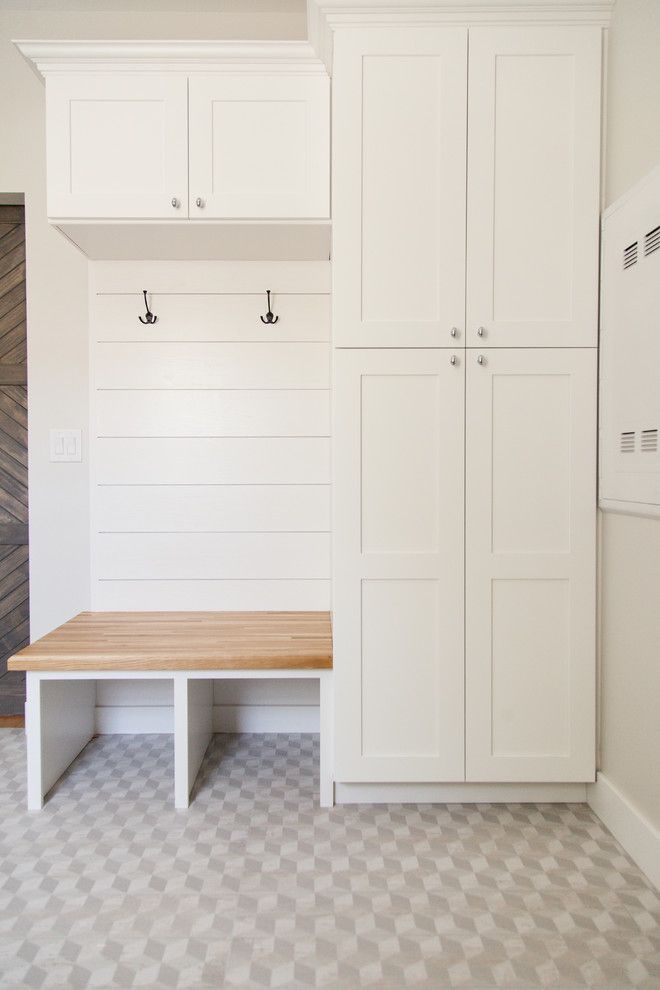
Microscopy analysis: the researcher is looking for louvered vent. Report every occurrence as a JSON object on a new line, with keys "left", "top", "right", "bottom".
{"left": 645, "top": 225, "right": 660, "bottom": 257}
{"left": 641, "top": 428, "right": 658, "bottom": 452}
{"left": 623, "top": 242, "right": 638, "bottom": 269}
{"left": 620, "top": 431, "right": 635, "bottom": 453}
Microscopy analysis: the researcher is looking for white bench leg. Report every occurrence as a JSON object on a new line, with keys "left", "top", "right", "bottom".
{"left": 174, "top": 674, "right": 213, "bottom": 809}
{"left": 26, "top": 673, "right": 95, "bottom": 811}
{"left": 319, "top": 670, "right": 334, "bottom": 808}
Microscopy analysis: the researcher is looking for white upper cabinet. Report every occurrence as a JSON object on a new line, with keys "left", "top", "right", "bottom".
{"left": 466, "top": 27, "right": 601, "bottom": 348}
{"left": 332, "top": 28, "right": 468, "bottom": 347}
{"left": 29, "top": 42, "right": 330, "bottom": 225}
{"left": 188, "top": 75, "right": 329, "bottom": 219}
{"left": 46, "top": 74, "right": 188, "bottom": 220}
{"left": 465, "top": 348, "right": 597, "bottom": 782}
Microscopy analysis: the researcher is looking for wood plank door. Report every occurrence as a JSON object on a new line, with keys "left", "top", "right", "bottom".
{"left": 333, "top": 349, "right": 465, "bottom": 782}
{"left": 332, "top": 27, "right": 468, "bottom": 347}
{"left": 466, "top": 26, "right": 601, "bottom": 348}
{"left": 465, "top": 348, "right": 596, "bottom": 782}
{"left": 0, "top": 205, "right": 29, "bottom": 715}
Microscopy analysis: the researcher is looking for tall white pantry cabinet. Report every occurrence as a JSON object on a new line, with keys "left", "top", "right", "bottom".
{"left": 331, "top": 21, "right": 601, "bottom": 784}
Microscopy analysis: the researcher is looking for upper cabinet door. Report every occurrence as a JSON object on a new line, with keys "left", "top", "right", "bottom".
{"left": 188, "top": 75, "right": 330, "bottom": 219}
{"left": 46, "top": 74, "right": 188, "bottom": 219}
{"left": 466, "top": 28, "right": 601, "bottom": 348}
{"left": 333, "top": 28, "right": 468, "bottom": 347}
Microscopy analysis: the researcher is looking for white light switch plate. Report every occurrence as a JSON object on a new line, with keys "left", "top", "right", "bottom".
{"left": 50, "top": 429, "right": 82, "bottom": 463}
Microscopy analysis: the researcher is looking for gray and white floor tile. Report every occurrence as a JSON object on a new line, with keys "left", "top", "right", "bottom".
{"left": 0, "top": 731, "right": 658, "bottom": 989}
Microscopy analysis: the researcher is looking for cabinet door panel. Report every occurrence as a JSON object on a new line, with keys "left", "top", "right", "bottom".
{"left": 333, "top": 28, "right": 468, "bottom": 347}
{"left": 188, "top": 75, "right": 329, "bottom": 219}
{"left": 466, "top": 28, "right": 601, "bottom": 347}
{"left": 334, "top": 350, "right": 465, "bottom": 781}
{"left": 466, "top": 349, "right": 596, "bottom": 781}
{"left": 46, "top": 74, "right": 188, "bottom": 219}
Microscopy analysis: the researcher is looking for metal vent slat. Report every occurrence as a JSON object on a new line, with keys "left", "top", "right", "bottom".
{"left": 620, "top": 431, "right": 635, "bottom": 453}
{"left": 623, "top": 241, "right": 638, "bottom": 269}
{"left": 641, "top": 428, "right": 658, "bottom": 452}
{"left": 645, "top": 225, "right": 660, "bottom": 256}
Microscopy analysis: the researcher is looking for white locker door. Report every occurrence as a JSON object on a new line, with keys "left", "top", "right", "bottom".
{"left": 188, "top": 74, "right": 330, "bottom": 219}
{"left": 466, "top": 27, "right": 601, "bottom": 348}
{"left": 334, "top": 349, "right": 465, "bottom": 782}
{"left": 46, "top": 74, "right": 188, "bottom": 219}
{"left": 466, "top": 349, "right": 596, "bottom": 782}
{"left": 333, "top": 28, "right": 468, "bottom": 347}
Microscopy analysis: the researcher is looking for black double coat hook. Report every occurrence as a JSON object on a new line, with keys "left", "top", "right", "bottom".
{"left": 260, "top": 289, "right": 279, "bottom": 325}
{"left": 138, "top": 289, "right": 157, "bottom": 325}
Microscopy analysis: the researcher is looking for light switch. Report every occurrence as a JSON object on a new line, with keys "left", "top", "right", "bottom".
{"left": 50, "top": 429, "right": 82, "bottom": 463}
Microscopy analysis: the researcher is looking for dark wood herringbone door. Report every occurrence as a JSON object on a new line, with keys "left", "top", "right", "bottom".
{"left": 0, "top": 204, "right": 29, "bottom": 717}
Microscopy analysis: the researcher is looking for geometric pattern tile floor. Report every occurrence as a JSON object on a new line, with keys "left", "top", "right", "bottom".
{"left": 0, "top": 731, "right": 658, "bottom": 990}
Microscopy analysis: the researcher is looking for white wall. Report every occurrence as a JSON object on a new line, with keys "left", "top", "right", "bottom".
{"left": 600, "top": 0, "right": 660, "bottom": 831}
{"left": 0, "top": 4, "right": 306, "bottom": 641}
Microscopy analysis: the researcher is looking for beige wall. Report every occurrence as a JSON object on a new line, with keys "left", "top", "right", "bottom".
{"left": 600, "top": 0, "right": 660, "bottom": 829}
{"left": 0, "top": 5, "right": 306, "bottom": 640}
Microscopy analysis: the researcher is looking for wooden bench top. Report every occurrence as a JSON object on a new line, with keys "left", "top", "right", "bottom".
{"left": 8, "top": 611, "right": 333, "bottom": 672}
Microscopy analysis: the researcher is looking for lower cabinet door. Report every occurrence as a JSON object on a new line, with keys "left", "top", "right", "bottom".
{"left": 333, "top": 349, "right": 465, "bottom": 782}
{"left": 466, "top": 348, "right": 597, "bottom": 782}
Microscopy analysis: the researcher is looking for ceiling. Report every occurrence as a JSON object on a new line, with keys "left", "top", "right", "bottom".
{"left": 0, "top": 0, "right": 305, "bottom": 11}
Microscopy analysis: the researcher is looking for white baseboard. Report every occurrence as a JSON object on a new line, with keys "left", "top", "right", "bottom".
{"left": 335, "top": 781, "right": 588, "bottom": 804}
{"left": 94, "top": 704, "right": 319, "bottom": 735}
{"left": 587, "top": 772, "right": 660, "bottom": 890}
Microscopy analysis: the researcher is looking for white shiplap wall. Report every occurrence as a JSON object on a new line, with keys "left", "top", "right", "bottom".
{"left": 89, "top": 261, "right": 330, "bottom": 730}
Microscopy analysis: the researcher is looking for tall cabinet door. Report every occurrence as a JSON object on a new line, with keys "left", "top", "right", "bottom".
{"left": 466, "top": 28, "right": 601, "bottom": 348}
{"left": 466, "top": 349, "right": 596, "bottom": 782}
{"left": 332, "top": 28, "right": 468, "bottom": 347}
{"left": 334, "top": 350, "right": 465, "bottom": 781}
{"left": 46, "top": 74, "right": 188, "bottom": 219}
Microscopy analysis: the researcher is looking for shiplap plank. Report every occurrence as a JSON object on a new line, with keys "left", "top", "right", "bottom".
{"left": 97, "top": 532, "right": 330, "bottom": 580}
{"left": 96, "top": 389, "right": 330, "bottom": 438}
{"left": 92, "top": 260, "right": 331, "bottom": 295}
{"left": 97, "top": 437, "right": 330, "bottom": 485}
{"left": 94, "top": 578, "right": 330, "bottom": 611}
{"left": 96, "top": 484, "right": 330, "bottom": 532}
{"left": 95, "top": 293, "right": 330, "bottom": 342}
{"left": 96, "top": 342, "right": 329, "bottom": 389}
{"left": 94, "top": 678, "right": 317, "bottom": 707}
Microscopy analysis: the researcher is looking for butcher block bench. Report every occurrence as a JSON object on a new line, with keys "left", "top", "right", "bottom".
{"left": 8, "top": 611, "right": 333, "bottom": 811}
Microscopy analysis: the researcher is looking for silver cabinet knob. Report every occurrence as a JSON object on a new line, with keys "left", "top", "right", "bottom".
{"left": 450, "top": 355, "right": 457, "bottom": 365}
{"left": 450, "top": 327, "right": 459, "bottom": 338}
{"left": 477, "top": 326, "right": 486, "bottom": 337}
{"left": 477, "top": 354, "right": 486, "bottom": 365}
{"left": 195, "top": 197, "right": 205, "bottom": 209}
{"left": 171, "top": 197, "right": 180, "bottom": 209}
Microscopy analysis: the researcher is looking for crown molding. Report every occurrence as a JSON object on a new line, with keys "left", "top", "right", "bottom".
{"left": 14, "top": 40, "right": 328, "bottom": 79}
{"left": 306, "top": 0, "right": 613, "bottom": 70}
